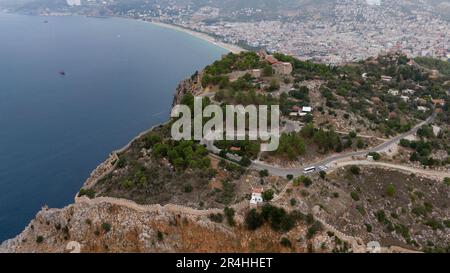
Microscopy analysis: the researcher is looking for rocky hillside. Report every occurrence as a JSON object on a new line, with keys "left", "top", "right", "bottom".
{"left": 2, "top": 52, "right": 448, "bottom": 253}
{"left": 0, "top": 197, "right": 337, "bottom": 253}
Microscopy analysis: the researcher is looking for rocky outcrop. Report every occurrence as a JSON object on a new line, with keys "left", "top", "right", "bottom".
{"left": 0, "top": 198, "right": 322, "bottom": 253}
{"left": 172, "top": 71, "right": 203, "bottom": 106}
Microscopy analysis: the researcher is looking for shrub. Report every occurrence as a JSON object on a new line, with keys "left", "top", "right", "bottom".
{"left": 143, "top": 134, "right": 162, "bottom": 149}
{"left": 101, "top": 222, "right": 111, "bottom": 233}
{"left": 443, "top": 220, "right": 450, "bottom": 228}
{"left": 209, "top": 213, "right": 223, "bottom": 223}
{"left": 399, "top": 139, "right": 410, "bottom": 147}
{"left": 412, "top": 206, "right": 428, "bottom": 217}
{"left": 184, "top": 184, "right": 193, "bottom": 193}
{"left": 356, "top": 138, "right": 365, "bottom": 149}
{"left": 78, "top": 188, "right": 96, "bottom": 199}
{"left": 306, "top": 221, "right": 323, "bottom": 239}
{"left": 295, "top": 176, "right": 313, "bottom": 187}
{"left": 280, "top": 237, "right": 292, "bottom": 248}
{"left": 290, "top": 198, "right": 297, "bottom": 206}
{"left": 365, "top": 223, "right": 373, "bottom": 232}
{"left": 224, "top": 207, "right": 236, "bottom": 226}
{"left": 303, "top": 177, "right": 313, "bottom": 187}
{"left": 120, "top": 179, "right": 134, "bottom": 189}
{"left": 239, "top": 156, "right": 252, "bottom": 167}
{"left": 394, "top": 224, "right": 411, "bottom": 240}
{"left": 286, "top": 174, "right": 294, "bottom": 180}
{"left": 333, "top": 192, "right": 339, "bottom": 198}
{"left": 385, "top": 184, "right": 396, "bottom": 197}
{"left": 219, "top": 180, "right": 236, "bottom": 205}
{"left": 444, "top": 177, "right": 450, "bottom": 186}
{"left": 157, "top": 231, "right": 164, "bottom": 241}
{"left": 36, "top": 236, "right": 44, "bottom": 244}
{"left": 319, "top": 171, "right": 326, "bottom": 179}
{"left": 375, "top": 210, "right": 387, "bottom": 223}
{"left": 424, "top": 219, "right": 444, "bottom": 230}
{"left": 117, "top": 156, "right": 127, "bottom": 168}
{"left": 351, "top": 192, "right": 360, "bottom": 201}
{"left": 356, "top": 205, "right": 365, "bottom": 214}
{"left": 349, "top": 165, "right": 360, "bottom": 175}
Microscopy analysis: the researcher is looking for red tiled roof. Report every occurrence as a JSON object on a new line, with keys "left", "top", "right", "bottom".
{"left": 266, "top": 55, "right": 279, "bottom": 65}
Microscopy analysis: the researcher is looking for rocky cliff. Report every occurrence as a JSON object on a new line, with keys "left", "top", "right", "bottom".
{"left": 172, "top": 71, "right": 203, "bottom": 106}
{"left": 0, "top": 197, "right": 331, "bottom": 253}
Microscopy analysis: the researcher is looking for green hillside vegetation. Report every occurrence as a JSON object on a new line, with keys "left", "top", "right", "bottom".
{"left": 414, "top": 57, "right": 450, "bottom": 76}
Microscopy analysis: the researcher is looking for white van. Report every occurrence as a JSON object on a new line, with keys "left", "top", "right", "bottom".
{"left": 303, "top": 166, "right": 316, "bottom": 174}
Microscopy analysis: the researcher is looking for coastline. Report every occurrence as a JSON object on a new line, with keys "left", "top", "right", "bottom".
{"left": 0, "top": 12, "right": 238, "bottom": 243}
{"left": 148, "top": 21, "right": 245, "bottom": 54}
{"left": 3, "top": 10, "right": 245, "bottom": 54}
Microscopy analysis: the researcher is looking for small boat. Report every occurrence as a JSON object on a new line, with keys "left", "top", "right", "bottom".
{"left": 59, "top": 71, "right": 66, "bottom": 76}
{"left": 43, "top": 20, "right": 48, "bottom": 24}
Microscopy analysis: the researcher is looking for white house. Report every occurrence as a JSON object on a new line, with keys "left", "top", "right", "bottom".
{"left": 400, "top": 95, "right": 410, "bottom": 102}
{"left": 388, "top": 89, "right": 399, "bottom": 96}
{"left": 250, "top": 187, "right": 264, "bottom": 206}
{"left": 302, "top": 106, "right": 312, "bottom": 113}
{"left": 417, "top": 106, "right": 429, "bottom": 112}
{"left": 402, "top": 89, "right": 415, "bottom": 95}
{"left": 381, "top": 75, "right": 393, "bottom": 82}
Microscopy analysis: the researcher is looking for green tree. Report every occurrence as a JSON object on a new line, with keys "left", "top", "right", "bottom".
{"left": 259, "top": 169, "right": 269, "bottom": 177}
{"left": 245, "top": 209, "right": 263, "bottom": 230}
{"left": 262, "top": 189, "right": 274, "bottom": 202}
{"left": 224, "top": 207, "right": 236, "bottom": 226}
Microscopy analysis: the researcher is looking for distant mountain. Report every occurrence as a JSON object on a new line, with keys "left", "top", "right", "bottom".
{"left": 2, "top": 0, "right": 448, "bottom": 21}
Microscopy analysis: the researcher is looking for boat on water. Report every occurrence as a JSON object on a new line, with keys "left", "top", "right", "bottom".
{"left": 59, "top": 71, "right": 66, "bottom": 76}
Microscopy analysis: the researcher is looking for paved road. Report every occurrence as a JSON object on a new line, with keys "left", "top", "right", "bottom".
{"left": 251, "top": 112, "right": 437, "bottom": 177}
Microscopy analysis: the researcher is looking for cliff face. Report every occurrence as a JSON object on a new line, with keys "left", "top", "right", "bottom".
{"left": 0, "top": 199, "right": 324, "bottom": 253}
{"left": 172, "top": 71, "right": 203, "bottom": 106}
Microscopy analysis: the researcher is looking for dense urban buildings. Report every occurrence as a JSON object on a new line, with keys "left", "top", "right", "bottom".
{"left": 12, "top": 0, "right": 448, "bottom": 64}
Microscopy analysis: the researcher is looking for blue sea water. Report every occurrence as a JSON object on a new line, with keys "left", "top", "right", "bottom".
{"left": 0, "top": 13, "right": 227, "bottom": 241}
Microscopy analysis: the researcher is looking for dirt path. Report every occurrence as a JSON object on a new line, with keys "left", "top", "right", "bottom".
{"left": 331, "top": 160, "right": 449, "bottom": 180}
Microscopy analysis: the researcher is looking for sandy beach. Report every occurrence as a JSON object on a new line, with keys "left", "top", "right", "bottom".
{"left": 148, "top": 21, "right": 245, "bottom": 54}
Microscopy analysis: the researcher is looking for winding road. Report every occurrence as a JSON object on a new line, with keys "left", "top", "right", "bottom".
{"left": 251, "top": 111, "right": 438, "bottom": 177}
